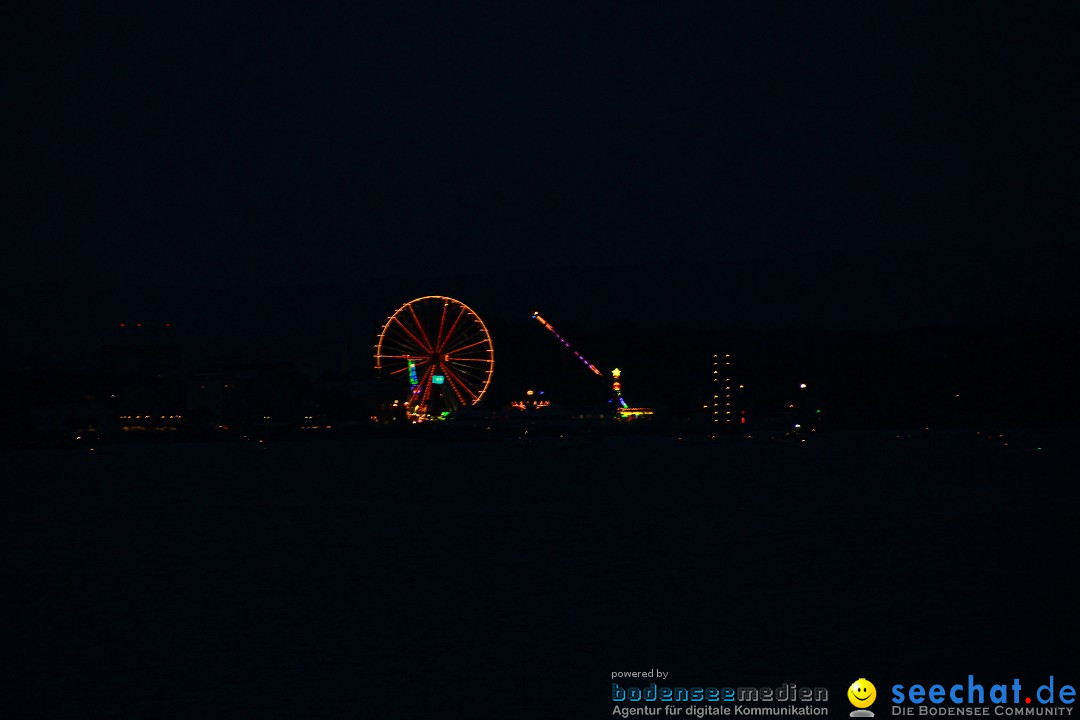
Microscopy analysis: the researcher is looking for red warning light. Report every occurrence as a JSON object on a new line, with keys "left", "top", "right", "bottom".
{"left": 119, "top": 323, "right": 125, "bottom": 328}
{"left": 136, "top": 323, "right": 142, "bottom": 327}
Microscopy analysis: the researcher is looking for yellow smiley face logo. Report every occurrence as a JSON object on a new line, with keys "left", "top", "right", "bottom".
{"left": 848, "top": 679, "right": 877, "bottom": 708}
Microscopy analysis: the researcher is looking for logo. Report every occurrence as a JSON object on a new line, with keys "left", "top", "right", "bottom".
{"left": 850, "top": 678, "right": 878, "bottom": 717}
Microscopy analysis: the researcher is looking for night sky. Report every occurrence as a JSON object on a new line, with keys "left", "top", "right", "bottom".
{"left": 7, "top": 4, "right": 1078, "bottom": 321}
{"left": 6, "top": 11, "right": 1080, "bottom": 710}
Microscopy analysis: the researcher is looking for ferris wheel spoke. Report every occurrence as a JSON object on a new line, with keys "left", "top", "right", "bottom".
{"left": 443, "top": 336, "right": 485, "bottom": 356}
{"left": 441, "top": 373, "right": 471, "bottom": 407}
{"left": 388, "top": 357, "right": 430, "bottom": 375}
{"left": 451, "top": 362, "right": 494, "bottom": 397}
{"left": 384, "top": 339, "right": 423, "bottom": 358}
{"left": 391, "top": 315, "right": 433, "bottom": 355}
{"left": 440, "top": 367, "right": 469, "bottom": 406}
{"left": 441, "top": 365, "right": 478, "bottom": 402}
{"left": 445, "top": 357, "right": 486, "bottom": 378}
{"left": 437, "top": 305, "right": 466, "bottom": 353}
{"left": 383, "top": 320, "right": 420, "bottom": 347}
{"left": 433, "top": 301, "right": 450, "bottom": 353}
{"left": 448, "top": 372, "right": 484, "bottom": 396}
{"left": 442, "top": 362, "right": 486, "bottom": 379}
{"left": 445, "top": 367, "right": 486, "bottom": 387}
{"left": 444, "top": 338, "right": 490, "bottom": 356}
{"left": 415, "top": 364, "right": 435, "bottom": 406}
{"left": 407, "top": 303, "right": 436, "bottom": 354}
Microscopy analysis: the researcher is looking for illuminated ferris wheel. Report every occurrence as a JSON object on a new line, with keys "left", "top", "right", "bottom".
{"left": 374, "top": 296, "right": 494, "bottom": 421}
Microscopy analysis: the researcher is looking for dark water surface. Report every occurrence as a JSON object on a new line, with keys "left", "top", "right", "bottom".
{"left": 7, "top": 431, "right": 1077, "bottom": 718}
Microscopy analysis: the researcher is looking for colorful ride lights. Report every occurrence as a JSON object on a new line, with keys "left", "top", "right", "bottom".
{"left": 530, "top": 312, "right": 603, "bottom": 376}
